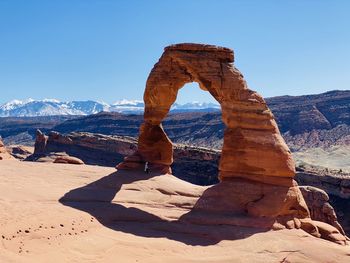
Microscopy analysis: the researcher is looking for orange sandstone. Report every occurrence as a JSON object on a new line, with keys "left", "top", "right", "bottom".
{"left": 118, "top": 43, "right": 294, "bottom": 185}
{"left": 116, "top": 43, "right": 348, "bottom": 244}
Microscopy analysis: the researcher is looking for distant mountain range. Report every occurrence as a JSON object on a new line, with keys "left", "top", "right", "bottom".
{"left": 0, "top": 99, "right": 220, "bottom": 117}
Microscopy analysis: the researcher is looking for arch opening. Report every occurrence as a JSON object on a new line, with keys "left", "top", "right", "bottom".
{"left": 112, "top": 44, "right": 348, "bottom": 244}
{"left": 118, "top": 43, "right": 295, "bottom": 187}
{"left": 162, "top": 82, "right": 222, "bottom": 186}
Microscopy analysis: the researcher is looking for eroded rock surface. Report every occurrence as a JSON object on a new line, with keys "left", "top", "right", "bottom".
{"left": 1, "top": 160, "right": 349, "bottom": 262}
{"left": 54, "top": 155, "right": 84, "bottom": 165}
{"left": 29, "top": 131, "right": 220, "bottom": 185}
{"left": 6, "top": 145, "right": 33, "bottom": 160}
{"left": 117, "top": 43, "right": 348, "bottom": 244}
{"left": 118, "top": 43, "right": 295, "bottom": 185}
{"left": 34, "top": 129, "right": 48, "bottom": 154}
{"left": 299, "top": 186, "right": 346, "bottom": 235}
{"left": 0, "top": 137, "right": 14, "bottom": 160}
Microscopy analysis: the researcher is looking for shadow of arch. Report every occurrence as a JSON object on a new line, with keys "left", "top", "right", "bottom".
{"left": 59, "top": 43, "right": 347, "bottom": 246}
{"left": 59, "top": 170, "right": 272, "bottom": 246}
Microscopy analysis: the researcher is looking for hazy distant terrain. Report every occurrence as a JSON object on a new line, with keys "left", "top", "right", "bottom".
{"left": 0, "top": 90, "right": 349, "bottom": 171}
{"left": 0, "top": 99, "right": 219, "bottom": 117}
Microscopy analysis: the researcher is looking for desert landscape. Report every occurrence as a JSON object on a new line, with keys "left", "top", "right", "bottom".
{"left": 0, "top": 160, "right": 349, "bottom": 263}
{"left": 1, "top": 43, "right": 350, "bottom": 262}
{"left": 1, "top": 1, "right": 350, "bottom": 262}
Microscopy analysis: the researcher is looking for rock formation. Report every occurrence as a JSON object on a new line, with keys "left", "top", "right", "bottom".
{"left": 53, "top": 155, "right": 84, "bottom": 165}
{"left": 28, "top": 131, "right": 220, "bottom": 184}
{"left": 6, "top": 145, "right": 33, "bottom": 160}
{"left": 34, "top": 129, "right": 48, "bottom": 154}
{"left": 299, "top": 186, "right": 345, "bottom": 235}
{"left": 296, "top": 167, "right": 350, "bottom": 199}
{"left": 117, "top": 43, "right": 294, "bottom": 185}
{"left": 117, "top": 43, "right": 348, "bottom": 244}
{"left": 0, "top": 137, "right": 14, "bottom": 160}
{"left": 27, "top": 130, "right": 349, "bottom": 235}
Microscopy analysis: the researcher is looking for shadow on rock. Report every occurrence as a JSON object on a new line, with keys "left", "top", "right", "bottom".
{"left": 59, "top": 170, "right": 270, "bottom": 246}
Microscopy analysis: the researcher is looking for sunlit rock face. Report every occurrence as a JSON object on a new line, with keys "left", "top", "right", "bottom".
{"left": 0, "top": 137, "right": 13, "bottom": 160}
{"left": 116, "top": 43, "right": 348, "bottom": 244}
{"left": 118, "top": 43, "right": 295, "bottom": 186}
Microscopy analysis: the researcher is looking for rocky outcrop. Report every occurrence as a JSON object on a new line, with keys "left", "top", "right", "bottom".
{"left": 28, "top": 131, "right": 138, "bottom": 167}
{"left": 34, "top": 129, "right": 48, "bottom": 154}
{"left": 296, "top": 168, "right": 350, "bottom": 199}
{"left": 118, "top": 43, "right": 295, "bottom": 186}
{"left": 296, "top": 168, "right": 350, "bottom": 235}
{"left": 53, "top": 155, "right": 84, "bottom": 165}
{"left": 299, "top": 186, "right": 345, "bottom": 235}
{"left": 28, "top": 130, "right": 348, "bottom": 240}
{"left": 6, "top": 145, "right": 33, "bottom": 160}
{"left": 116, "top": 43, "right": 347, "bottom": 244}
{"left": 0, "top": 137, "right": 14, "bottom": 160}
{"left": 29, "top": 131, "right": 220, "bottom": 185}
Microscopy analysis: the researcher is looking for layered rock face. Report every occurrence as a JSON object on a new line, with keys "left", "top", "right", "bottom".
{"left": 118, "top": 43, "right": 294, "bottom": 185}
{"left": 28, "top": 131, "right": 347, "bottom": 234}
{"left": 29, "top": 131, "right": 220, "bottom": 185}
{"left": 117, "top": 43, "right": 348, "bottom": 244}
{"left": 29, "top": 131, "right": 138, "bottom": 167}
{"left": 299, "top": 186, "right": 346, "bottom": 235}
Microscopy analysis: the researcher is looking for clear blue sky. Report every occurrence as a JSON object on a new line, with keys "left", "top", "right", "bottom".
{"left": 0, "top": 0, "right": 349, "bottom": 104}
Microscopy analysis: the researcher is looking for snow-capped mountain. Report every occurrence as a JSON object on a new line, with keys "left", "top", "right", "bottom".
{"left": 0, "top": 99, "right": 110, "bottom": 117}
{"left": 171, "top": 102, "right": 220, "bottom": 112}
{"left": 0, "top": 99, "right": 220, "bottom": 117}
{"left": 110, "top": 99, "right": 145, "bottom": 114}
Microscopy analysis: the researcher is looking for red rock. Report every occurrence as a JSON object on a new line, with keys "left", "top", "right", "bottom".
{"left": 115, "top": 43, "right": 349, "bottom": 244}
{"left": 0, "top": 137, "right": 14, "bottom": 160}
{"left": 118, "top": 43, "right": 294, "bottom": 185}
{"left": 53, "top": 156, "right": 84, "bottom": 165}
{"left": 299, "top": 186, "right": 346, "bottom": 235}
{"left": 34, "top": 129, "right": 48, "bottom": 154}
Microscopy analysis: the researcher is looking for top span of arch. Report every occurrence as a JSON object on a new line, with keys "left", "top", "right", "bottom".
{"left": 120, "top": 43, "right": 296, "bottom": 186}
{"left": 164, "top": 43, "right": 234, "bottom": 62}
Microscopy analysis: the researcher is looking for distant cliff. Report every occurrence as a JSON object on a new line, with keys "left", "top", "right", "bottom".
{"left": 1, "top": 90, "right": 349, "bottom": 152}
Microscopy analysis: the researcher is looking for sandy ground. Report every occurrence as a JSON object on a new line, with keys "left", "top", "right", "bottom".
{"left": 0, "top": 160, "right": 349, "bottom": 263}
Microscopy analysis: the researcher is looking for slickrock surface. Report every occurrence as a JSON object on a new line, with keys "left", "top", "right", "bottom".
{"left": 0, "top": 160, "right": 349, "bottom": 263}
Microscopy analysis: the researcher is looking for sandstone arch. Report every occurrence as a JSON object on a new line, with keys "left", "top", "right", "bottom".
{"left": 118, "top": 43, "right": 294, "bottom": 186}
{"left": 116, "top": 43, "right": 348, "bottom": 244}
